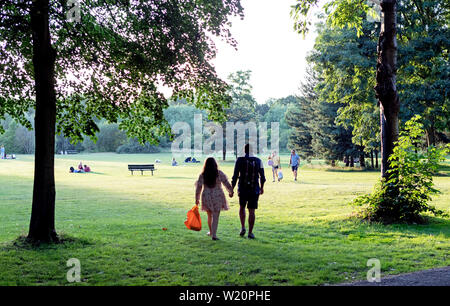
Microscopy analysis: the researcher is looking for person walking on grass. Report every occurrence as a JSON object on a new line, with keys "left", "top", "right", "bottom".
{"left": 232, "top": 144, "right": 266, "bottom": 239}
{"left": 195, "top": 157, "right": 233, "bottom": 241}
{"left": 272, "top": 150, "right": 281, "bottom": 182}
{"left": 289, "top": 149, "right": 300, "bottom": 181}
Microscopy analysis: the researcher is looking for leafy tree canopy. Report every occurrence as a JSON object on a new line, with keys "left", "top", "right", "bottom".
{"left": 0, "top": 0, "right": 244, "bottom": 143}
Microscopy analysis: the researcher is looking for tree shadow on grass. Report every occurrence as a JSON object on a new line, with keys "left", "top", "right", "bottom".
{"left": 0, "top": 234, "right": 96, "bottom": 251}
{"left": 324, "top": 168, "right": 379, "bottom": 173}
{"left": 325, "top": 216, "right": 450, "bottom": 238}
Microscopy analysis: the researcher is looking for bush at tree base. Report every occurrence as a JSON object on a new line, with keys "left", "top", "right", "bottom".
{"left": 351, "top": 116, "right": 449, "bottom": 224}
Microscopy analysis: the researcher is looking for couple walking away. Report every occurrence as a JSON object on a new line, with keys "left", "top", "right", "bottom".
{"left": 195, "top": 144, "right": 266, "bottom": 241}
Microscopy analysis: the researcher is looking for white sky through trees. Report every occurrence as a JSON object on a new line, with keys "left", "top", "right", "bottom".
{"left": 212, "top": 0, "right": 319, "bottom": 104}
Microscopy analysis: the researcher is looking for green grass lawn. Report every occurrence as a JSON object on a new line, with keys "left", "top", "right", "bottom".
{"left": 0, "top": 153, "right": 449, "bottom": 285}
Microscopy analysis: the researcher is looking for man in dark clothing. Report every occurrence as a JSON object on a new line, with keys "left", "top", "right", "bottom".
{"left": 231, "top": 144, "right": 266, "bottom": 239}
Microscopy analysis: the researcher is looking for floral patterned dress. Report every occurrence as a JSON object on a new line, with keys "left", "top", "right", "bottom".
{"left": 195, "top": 170, "right": 233, "bottom": 212}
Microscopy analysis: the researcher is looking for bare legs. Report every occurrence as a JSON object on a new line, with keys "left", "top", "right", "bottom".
{"left": 248, "top": 209, "right": 255, "bottom": 234}
{"left": 239, "top": 206, "right": 255, "bottom": 235}
{"left": 207, "top": 210, "right": 221, "bottom": 239}
{"left": 239, "top": 205, "right": 246, "bottom": 229}
{"left": 206, "top": 211, "right": 212, "bottom": 235}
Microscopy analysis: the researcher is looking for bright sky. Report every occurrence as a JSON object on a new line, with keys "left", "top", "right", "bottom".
{"left": 212, "top": 0, "right": 319, "bottom": 104}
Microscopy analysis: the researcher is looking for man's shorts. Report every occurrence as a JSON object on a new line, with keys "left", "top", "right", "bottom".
{"left": 239, "top": 192, "right": 259, "bottom": 209}
{"left": 292, "top": 165, "right": 298, "bottom": 171}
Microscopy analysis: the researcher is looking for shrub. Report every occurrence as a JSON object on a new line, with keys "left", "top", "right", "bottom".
{"left": 116, "top": 138, "right": 160, "bottom": 154}
{"left": 352, "top": 115, "right": 449, "bottom": 224}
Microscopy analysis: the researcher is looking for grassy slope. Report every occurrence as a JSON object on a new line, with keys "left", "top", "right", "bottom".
{"left": 0, "top": 153, "right": 448, "bottom": 285}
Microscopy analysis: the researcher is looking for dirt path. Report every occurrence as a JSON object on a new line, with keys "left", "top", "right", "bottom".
{"left": 338, "top": 266, "right": 450, "bottom": 286}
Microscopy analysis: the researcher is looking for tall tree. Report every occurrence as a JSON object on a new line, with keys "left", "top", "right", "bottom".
{"left": 0, "top": 0, "right": 243, "bottom": 242}
{"left": 307, "top": 20, "right": 380, "bottom": 167}
{"left": 292, "top": 0, "right": 400, "bottom": 178}
{"left": 223, "top": 70, "right": 257, "bottom": 159}
{"left": 396, "top": 0, "right": 450, "bottom": 146}
{"left": 285, "top": 66, "right": 317, "bottom": 161}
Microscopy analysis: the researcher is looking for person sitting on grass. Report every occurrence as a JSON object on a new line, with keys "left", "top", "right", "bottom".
{"left": 78, "top": 162, "right": 83, "bottom": 171}
{"left": 69, "top": 166, "right": 82, "bottom": 173}
{"left": 83, "top": 165, "right": 91, "bottom": 172}
{"left": 195, "top": 157, "right": 233, "bottom": 241}
{"left": 172, "top": 158, "right": 178, "bottom": 166}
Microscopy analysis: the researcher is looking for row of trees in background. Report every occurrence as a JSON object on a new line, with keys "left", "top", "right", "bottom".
{"left": 1, "top": 70, "right": 296, "bottom": 157}
{"left": 286, "top": 2, "right": 449, "bottom": 168}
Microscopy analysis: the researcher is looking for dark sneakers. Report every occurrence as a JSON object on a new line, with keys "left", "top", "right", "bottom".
{"left": 248, "top": 233, "right": 255, "bottom": 239}
{"left": 239, "top": 228, "right": 246, "bottom": 237}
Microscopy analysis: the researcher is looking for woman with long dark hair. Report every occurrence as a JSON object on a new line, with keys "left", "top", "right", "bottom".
{"left": 195, "top": 157, "right": 233, "bottom": 240}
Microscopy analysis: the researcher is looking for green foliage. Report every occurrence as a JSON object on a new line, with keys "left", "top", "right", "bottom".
{"left": 396, "top": 0, "right": 450, "bottom": 145}
{"left": 352, "top": 115, "right": 450, "bottom": 223}
{"left": 286, "top": 60, "right": 357, "bottom": 163}
{"left": 95, "top": 123, "right": 127, "bottom": 152}
{"left": 116, "top": 138, "right": 160, "bottom": 154}
{"left": 0, "top": 120, "right": 20, "bottom": 153}
{"left": 308, "top": 20, "right": 380, "bottom": 154}
{"left": 0, "top": 0, "right": 244, "bottom": 144}
{"left": 286, "top": 67, "right": 317, "bottom": 161}
{"left": 291, "top": 0, "right": 377, "bottom": 37}
{"left": 263, "top": 104, "right": 291, "bottom": 151}
{"left": 226, "top": 70, "right": 257, "bottom": 123}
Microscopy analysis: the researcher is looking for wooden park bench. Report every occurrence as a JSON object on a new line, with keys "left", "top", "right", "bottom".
{"left": 128, "top": 164, "right": 156, "bottom": 176}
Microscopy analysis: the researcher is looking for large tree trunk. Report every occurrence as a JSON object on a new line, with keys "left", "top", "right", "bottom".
{"left": 375, "top": 0, "right": 399, "bottom": 179}
{"left": 359, "top": 144, "right": 366, "bottom": 168}
{"left": 375, "top": 149, "right": 379, "bottom": 169}
{"left": 345, "top": 155, "right": 350, "bottom": 167}
{"left": 360, "top": 152, "right": 365, "bottom": 168}
{"left": 28, "top": 0, "right": 58, "bottom": 243}
{"left": 425, "top": 125, "right": 436, "bottom": 147}
{"left": 370, "top": 150, "right": 374, "bottom": 168}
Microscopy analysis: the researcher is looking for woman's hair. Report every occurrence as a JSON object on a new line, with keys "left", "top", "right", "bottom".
{"left": 202, "top": 157, "right": 218, "bottom": 188}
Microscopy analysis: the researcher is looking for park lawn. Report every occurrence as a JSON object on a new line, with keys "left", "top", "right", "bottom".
{"left": 0, "top": 153, "right": 448, "bottom": 286}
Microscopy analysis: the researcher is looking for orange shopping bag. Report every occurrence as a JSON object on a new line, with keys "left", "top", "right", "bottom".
{"left": 184, "top": 205, "right": 202, "bottom": 231}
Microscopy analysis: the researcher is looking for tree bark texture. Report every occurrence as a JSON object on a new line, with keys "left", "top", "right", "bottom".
{"left": 375, "top": 0, "right": 400, "bottom": 179}
{"left": 28, "top": 0, "right": 58, "bottom": 243}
